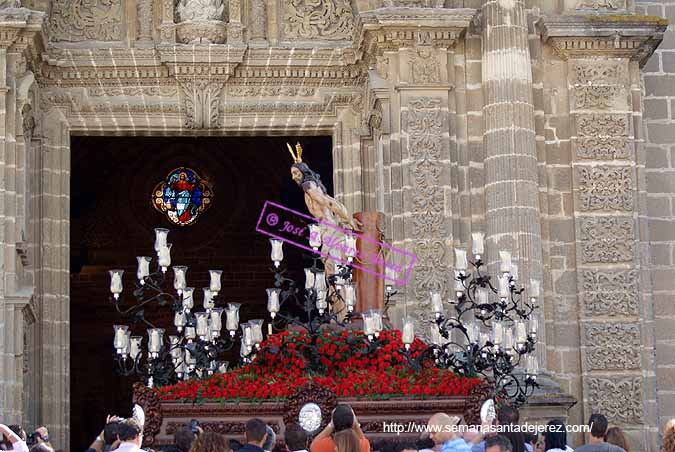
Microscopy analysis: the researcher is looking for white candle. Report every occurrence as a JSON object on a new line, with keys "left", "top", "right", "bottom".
{"left": 211, "top": 308, "right": 223, "bottom": 333}
{"left": 269, "top": 239, "right": 284, "bottom": 265}
{"left": 316, "top": 291, "right": 328, "bottom": 312}
{"left": 158, "top": 244, "right": 172, "bottom": 268}
{"left": 202, "top": 288, "right": 215, "bottom": 310}
{"left": 499, "top": 251, "right": 512, "bottom": 274}
{"left": 498, "top": 274, "right": 510, "bottom": 298}
{"left": 314, "top": 272, "right": 327, "bottom": 291}
{"left": 209, "top": 270, "right": 223, "bottom": 293}
{"left": 130, "top": 336, "right": 142, "bottom": 360}
{"left": 185, "top": 326, "right": 196, "bottom": 340}
{"left": 154, "top": 228, "right": 169, "bottom": 252}
{"left": 343, "top": 284, "right": 356, "bottom": 309}
{"left": 266, "top": 288, "right": 281, "bottom": 317}
{"left": 169, "top": 336, "right": 181, "bottom": 359}
{"left": 226, "top": 303, "right": 240, "bottom": 331}
{"left": 195, "top": 312, "right": 209, "bottom": 337}
{"left": 363, "top": 313, "right": 374, "bottom": 336}
{"left": 530, "top": 279, "right": 540, "bottom": 298}
{"left": 173, "top": 266, "right": 188, "bottom": 291}
{"left": 492, "top": 323, "right": 503, "bottom": 345}
{"left": 182, "top": 287, "right": 195, "bottom": 310}
{"left": 371, "top": 310, "right": 383, "bottom": 332}
{"left": 241, "top": 323, "right": 253, "bottom": 346}
{"left": 429, "top": 324, "right": 442, "bottom": 345}
{"left": 113, "top": 325, "right": 129, "bottom": 351}
{"left": 267, "top": 323, "right": 273, "bottom": 336}
{"left": 529, "top": 317, "right": 539, "bottom": 335}
{"left": 174, "top": 311, "right": 187, "bottom": 329}
{"left": 516, "top": 321, "right": 527, "bottom": 344}
{"left": 472, "top": 232, "right": 485, "bottom": 256}
{"left": 304, "top": 268, "right": 315, "bottom": 289}
{"left": 109, "top": 270, "right": 124, "bottom": 297}
{"left": 136, "top": 257, "right": 151, "bottom": 282}
{"left": 250, "top": 319, "right": 264, "bottom": 343}
{"left": 148, "top": 328, "right": 164, "bottom": 353}
{"left": 430, "top": 290, "right": 444, "bottom": 316}
{"left": 454, "top": 249, "right": 468, "bottom": 271}
{"left": 504, "top": 328, "right": 514, "bottom": 353}
{"left": 527, "top": 354, "right": 539, "bottom": 377}
{"left": 402, "top": 318, "right": 415, "bottom": 345}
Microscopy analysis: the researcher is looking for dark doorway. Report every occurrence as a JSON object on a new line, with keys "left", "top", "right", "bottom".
{"left": 70, "top": 136, "right": 333, "bottom": 451}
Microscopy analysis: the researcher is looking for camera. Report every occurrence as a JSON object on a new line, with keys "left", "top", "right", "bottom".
{"left": 26, "top": 431, "right": 47, "bottom": 447}
{"left": 189, "top": 419, "right": 200, "bottom": 435}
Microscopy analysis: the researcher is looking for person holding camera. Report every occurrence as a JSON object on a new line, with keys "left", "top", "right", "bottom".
{"left": 0, "top": 424, "right": 29, "bottom": 452}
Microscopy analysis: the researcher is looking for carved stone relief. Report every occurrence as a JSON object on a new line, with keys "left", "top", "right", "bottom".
{"left": 576, "top": 0, "right": 625, "bottom": 10}
{"left": 88, "top": 86, "right": 179, "bottom": 97}
{"left": 0, "top": 0, "right": 21, "bottom": 7}
{"left": 581, "top": 270, "right": 639, "bottom": 317}
{"left": 574, "top": 85, "right": 622, "bottom": 110}
{"left": 177, "top": 0, "right": 224, "bottom": 21}
{"left": 227, "top": 85, "right": 314, "bottom": 97}
{"left": 580, "top": 217, "right": 634, "bottom": 263}
{"left": 573, "top": 60, "right": 625, "bottom": 85}
{"left": 137, "top": 0, "right": 153, "bottom": 41}
{"left": 576, "top": 114, "right": 630, "bottom": 160}
{"left": 584, "top": 323, "right": 640, "bottom": 370}
{"left": 384, "top": 0, "right": 445, "bottom": 5}
{"left": 179, "top": 80, "right": 224, "bottom": 129}
{"left": 49, "top": 0, "right": 123, "bottom": 42}
{"left": 587, "top": 377, "right": 644, "bottom": 424}
{"left": 283, "top": 0, "right": 355, "bottom": 41}
{"left": 249, "top": 0, "right": 266, "bottom": 41}
{"left": 577, "top": 166, "right": 633, "bottom": 211}
{"left": 403, "top": 97, "right": 449, "bottom": 306}
{"left": 410, "top": 47, "right": 441, "bottom": 84}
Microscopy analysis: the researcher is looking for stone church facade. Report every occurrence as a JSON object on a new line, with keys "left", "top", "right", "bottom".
{"left": 0, "top": 0, "right": 672, "bottom": 450}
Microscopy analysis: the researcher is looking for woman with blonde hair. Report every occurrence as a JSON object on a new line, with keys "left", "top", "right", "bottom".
{"left": 605, "top": 427, "right": 629, "bottom": 452}
{"left": 189, "top": 431, "right": 229, "bottom": 452}
{"left": 333, "top": 429, "right": 360, "bottom": 452}
{"left": 663, "top": 419, "right": 675, "bottom": 452}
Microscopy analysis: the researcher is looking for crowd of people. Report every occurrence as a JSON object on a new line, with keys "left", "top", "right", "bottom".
{"left": 2, "top": 407, "right": 675, "bottom": 452}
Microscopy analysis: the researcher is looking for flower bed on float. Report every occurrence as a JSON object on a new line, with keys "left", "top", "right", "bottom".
{"left": 156, "top": 329, "right": 482, "bottom": 403}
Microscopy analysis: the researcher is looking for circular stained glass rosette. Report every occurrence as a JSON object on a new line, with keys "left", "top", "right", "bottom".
{"left": 298, "top": 402, "right": 322, "bottom": 433}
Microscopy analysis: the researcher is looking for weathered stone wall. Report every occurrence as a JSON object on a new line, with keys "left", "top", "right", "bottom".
{"left": 637, "top": 0, "right": 675, "bottom": 433}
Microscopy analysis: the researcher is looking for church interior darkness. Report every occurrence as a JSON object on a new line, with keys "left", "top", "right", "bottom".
{"left": 69, "top": 136, "right": 333, "bottom": 450}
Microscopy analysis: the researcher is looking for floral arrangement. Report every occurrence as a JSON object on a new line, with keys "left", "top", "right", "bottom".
{"left": 156, "top": 329, "right": 482, "bottom": 403}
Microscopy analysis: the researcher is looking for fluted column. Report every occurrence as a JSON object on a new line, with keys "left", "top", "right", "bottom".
{"left": 481, "top": 0, "right": 543, "bottom": 300}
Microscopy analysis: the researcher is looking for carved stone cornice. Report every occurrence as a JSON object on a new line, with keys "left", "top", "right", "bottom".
{"left": 157, "top": 44, "right": 245, "bottom": 80}
{"left": 538, "top": 14, "right": 668, "bottom": 66}
{"left": 0, "top": 7, "right": 46, "bottom": 70}
{"left": 358, "top": 7, "right": 476, "bottom": 55}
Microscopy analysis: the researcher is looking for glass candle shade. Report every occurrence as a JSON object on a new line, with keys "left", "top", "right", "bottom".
{"left": 266, "top": 288, "right": 281, "bottom": 317}
{"left": 209, "top": 270, "right": 223, "bottom": 293}
{"left": 173, "top": 266, "right": 188, "bottom": 292}
{"left": 225, "top": 303, "right": 241, "bottom": 332}
{"left": 136, "top": 256, "right": 151, "bottom": 282}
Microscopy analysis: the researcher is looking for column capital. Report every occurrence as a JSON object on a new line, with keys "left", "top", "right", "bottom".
{"left": 538, "top": 14, "right": 668, "bottom": 67}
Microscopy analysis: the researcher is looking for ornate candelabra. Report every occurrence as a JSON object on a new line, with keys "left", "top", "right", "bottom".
{"left": 399, "top": 233, "right": 540, "bottom": 407}
{"left": 110, "top": 227, "right": 539, "bottom": 406}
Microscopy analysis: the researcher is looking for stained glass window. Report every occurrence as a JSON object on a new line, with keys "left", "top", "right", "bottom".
{"left": 152, "top": 167, "right": 213, "bottom": 226}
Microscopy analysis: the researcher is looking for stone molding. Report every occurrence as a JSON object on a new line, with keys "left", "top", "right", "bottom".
{"left": 538, "top": 14, "right": 667, "bottom": 66}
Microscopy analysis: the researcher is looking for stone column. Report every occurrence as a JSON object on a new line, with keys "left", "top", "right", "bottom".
{"left": 136, "top": 0, "right": 154, "bottom": 43}
{"left": 481, "top": 0, "right": 543, "bottom": 301}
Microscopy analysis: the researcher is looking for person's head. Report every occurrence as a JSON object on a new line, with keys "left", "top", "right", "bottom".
{"left": 544, "top": 420, "right": 567, "bottom": 451}
{"left": 188, "top": 432, "right": 228, "bottom": 452}
{"left": 333, "top": 429, "right": 359, "bottom": 452}
{"left": 588, "top": 414, "right": 609, "bottom": 442}
{"left": 245, "top": 419, "right": 268, "bottom": 447}
{"left": 175, "top": 426, "right": 196, "bottom": 452}
{"left": 290, "top": 162, "right": 327, "bottom": 193}
{"left": 663, "top": 419, "right": 675, "bottom": 452}
{"left": 605, "top": 427, "right": 629, "bottom": 452}
{"left": 117, "top": 419, "right": 143, "bottom": 446}
{"left": 497, "top": 406, "right": 520, "bottom": 426}
{"left": 463, "top": 429, "right": 483, "bottom": 445}
{"left": 427, "top": 413, "right": 460, "bottom": 444}
{"left": 332, "top": 405, "right": 355, "bottom": 433}
{"left": 8, "top": 425, "right": 26, "bottom": 441}
{"left": 28, "top": 444, "right": 54, "bottom": 452}
{"left": 263, "top": 425, "right": 276, "bottom": 452}
{"left": 523, "top": 433, "right": 537, "bottom": 448}
{"left": 229, "top": 439, "right": 244, "bottom": 452}
{"left": 103, "top": 420, "right": 121, "bottom": 445}
{"left": 284, "top": 424, "right": 308, "bottom": 452}
{"left": 486, "top": 436, "right": 513, "bottom": 452}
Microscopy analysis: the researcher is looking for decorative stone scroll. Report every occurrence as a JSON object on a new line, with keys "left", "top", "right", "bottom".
{"left": 579, "top": 216, "right": 634, "bottom": 263}
{"left": 576, "top": 166, "right": 633, "bottom": 211}
{"left": 576, "top": 0, "right": 626, "bottom": 11}
{"left": 573, "top": 60, "right": 625, "bottom": 85}
{"left": 49, "top": 0, "right": 123, "bottom": 42}
{"left": 283, "top": 0, "right": 355, "bottom": 41}
{"left": 410, "top": 47, "right": 441, "bottom": 84}
{"left": 576, "top": 113, "right": 630, "bottom": 160}
{"left": 581, "top": 270, "right": 639, "bottom": 317}
{"left": 587, "top": 376, "right": 644, "bottom": 424}
{"left": 137, "top": 0, "right": 153, "bottom": 41}
{"left": 584, "top": 323, "right": 641, "bottom": 370}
